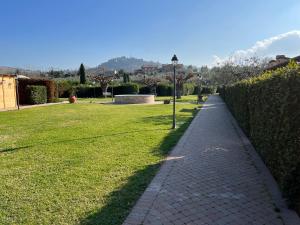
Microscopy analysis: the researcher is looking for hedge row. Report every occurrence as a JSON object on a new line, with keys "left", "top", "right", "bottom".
{"left": 18, "top": 78, "right": 57, "bottom": 104}
{"left": 26, "top": 85, "right": 47, "bottom": 104}
{"left": 57, "top": 81, "right": 216, "bottom": 98}
{"left": 111, "top": 83, "right": 139, "bottom": 95}
{"left": 219, "top": 62, "right": 300, "bottom": 212}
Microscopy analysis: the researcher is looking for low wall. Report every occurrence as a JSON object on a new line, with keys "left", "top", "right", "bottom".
{"left": 115, "top": 95, "right": 155, "bottom": 104}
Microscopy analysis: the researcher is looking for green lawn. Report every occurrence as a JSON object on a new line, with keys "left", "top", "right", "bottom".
{"left": 60, "top": 95, "right": 205, "bottom": 104}
{"left": 0, "top": 101, "right": 200, "bottom": 224}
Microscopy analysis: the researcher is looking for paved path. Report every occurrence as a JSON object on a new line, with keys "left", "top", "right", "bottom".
{"left": 124, "top": 95, "right": 300, "bottom": 225}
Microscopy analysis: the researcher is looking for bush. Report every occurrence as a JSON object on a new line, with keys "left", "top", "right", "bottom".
{"left": 156, "top": 84, "right": 173, "bottom": 96}
{"left": 219, "top": 62, "right": 300, "bottom": 212}
{"left": 139, "top": 86, "right": 152, "bottom": 94}
{"left": 25, "top": 85, "right": 47, "bottom": 104}
{"left": 18, "top": 78, "right": 57, "bottom": 104}
{"left": 201, "top": 86, "right": 216, "bottom": 94}
{"left": 57, "top": 80, "right": 76, "bottom": 97}
{"left": 76, "top": 86, "right": 103, "bottom": 98}
{"left": 183, "top": 83, "right": 195, "bottom": 96}
{"left": 113, "top": 83, "right": 139, "bottom": 95}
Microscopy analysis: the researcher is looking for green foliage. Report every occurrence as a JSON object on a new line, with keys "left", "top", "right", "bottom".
{"left": 219, "top": 62, "right": 300, "bottom": 212}
{"left": 123, "top": 73, "right": 130, "bottom": 83}
{"left": 18, "top": 78, "right": 57, "bottom": 104}
{"left": 200, "top": 86, "right": 216, "bottom": 94}
{"left": 156, "top": 84, "right": 173, "bottom": 96}
{"left": 139, "top": 86, "right": 152, "bottom": 94}
{"left": 183, "top": 83, "right": 195, "bottom": 96}
{"left": 75, "top": 85, "right": 102, "bottom": 98}
{"left": 78, "top": 63, "right": 86, "bottom": 84}
{"left": 25, "top": 85, "right": 47, "bottom": 104}
{"left": 113, "top": 83, "right": 139, "bottom": 95}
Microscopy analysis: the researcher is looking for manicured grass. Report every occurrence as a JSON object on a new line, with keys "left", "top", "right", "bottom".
{"left": 60, "top": 95, "right": 204, "bottom": 104}
{"left": 155, "top": 95, "right": 208, "bottom": 103}
{"left": 0, "top": 101, "right": 200, "bottom": 224}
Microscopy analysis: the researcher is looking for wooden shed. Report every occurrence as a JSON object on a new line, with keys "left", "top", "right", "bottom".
{"left": 0, "top": 75, "right": 17, "bottom": 110}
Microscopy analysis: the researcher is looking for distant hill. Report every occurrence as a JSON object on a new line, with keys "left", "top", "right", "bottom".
{"left": 0, "top": 56, "right": 163, "bottom": 77}
{"left": 0, "top": 66, "right": 17, "bottom": 74}
{"left": 88, "top": 56, "right": 161, "bottom": 74}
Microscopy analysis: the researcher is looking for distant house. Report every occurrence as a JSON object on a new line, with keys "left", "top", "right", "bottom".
{"left": 0, "top": 74, "right": 17, "bottom": 110}
{"left": 161, "top": 64, "right": 184, "bottom": 72}
{"left": 265, "top": 55, "right": 300, "bottom": 71}
{"left": 141, "top": 65, "right": 159, "bottom": 73}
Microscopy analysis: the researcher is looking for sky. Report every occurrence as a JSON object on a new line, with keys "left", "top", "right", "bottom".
{"left": 1, "top": 0, "right": 300, "bottom": 70}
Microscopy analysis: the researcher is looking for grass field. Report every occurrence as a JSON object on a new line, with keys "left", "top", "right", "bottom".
{"left": 0, "top": 98, "right": 200, "bottom": 224}
{"left": 60, "top": 95, "right": 204, "bottom": 104}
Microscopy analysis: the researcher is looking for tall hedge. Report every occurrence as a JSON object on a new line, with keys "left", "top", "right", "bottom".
{"left": 18, "top": 78, "right": 57, "bottom": 104}
{"left": 219, "top": 62, "right": 300, "bottom": 212}
{"left": 76, "top": 86, "right": 103, "bottom": 98}
{"left": 26, "top": 85, "right": 47, "bottom": 104}
{"left": 113, "top": 83, "right": 139, "bottom": 95}
{"left": 156, "top": 84, "right": 173, "bottom": 96}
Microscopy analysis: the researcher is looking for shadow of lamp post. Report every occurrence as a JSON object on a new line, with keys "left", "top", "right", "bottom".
{"left": 171, "top": 54, "right": 178, "bottom": 129}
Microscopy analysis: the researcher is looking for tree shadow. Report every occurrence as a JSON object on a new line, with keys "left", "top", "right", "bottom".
{"left": 79, "top": 111, "right": 197, "bottom": 225}
{"left": 80, "top": 164, "right": 160, "bottom": 225}
{"left": 0, "top": 129, "right": 168, "bottom": 154}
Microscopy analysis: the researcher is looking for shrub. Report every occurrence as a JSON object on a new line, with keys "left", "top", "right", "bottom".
{"left": 26, "top": 85, "right": 47, "bottom": 104}
{"left": 57, "top": 80, "right": 74, "bottom": 97}
{"left": 156, "top": 84, "right": 173, "bottom": 96}
{"left": 201, "top": 86, "right": 216, "bottom": 94}
{"left": 113, "top": 83, "right": 139, "bottom": 95}
{"left": 219, "top": 62, "right": 300, "bottom": 212}
{"left": 76, "top": 86, "right": 103, "bottom": 98}
{"left": 139, "top": 86, "right": 152, "bottom": 94}
{"left": 183, "top": 83, "right": 195, "bottom": 96}
{"left": 18, "top": 78, "right": 57, "bottom": 104}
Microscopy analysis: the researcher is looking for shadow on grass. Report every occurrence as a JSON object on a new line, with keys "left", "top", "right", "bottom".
{"left": 0, "top": 129, "right": 168, "bottom": 154}
{"left": 80, "top": 164, "right": 160, "bottom": 225}
{"left": 79, "top": 110, "right": 198, "bottom": 225}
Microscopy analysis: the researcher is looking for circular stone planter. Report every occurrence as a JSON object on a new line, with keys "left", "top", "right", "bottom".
{"left": 114, "top": 94, "right": 155, "bottom": 104}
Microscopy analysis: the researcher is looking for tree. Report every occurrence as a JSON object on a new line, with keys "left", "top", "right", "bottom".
{"left": 90, "top": 73, "right": 118, "bottom": 97}
{"left": 142, "top": 76, "right": 161, "bottom": 94}
{"left": 78, "top": 63, "right": 86, "bottom": 84}
{"left": 166, "top": 72, "right": 194, "bottom": 99}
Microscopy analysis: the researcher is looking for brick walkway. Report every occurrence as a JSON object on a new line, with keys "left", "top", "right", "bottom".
{"left": 123, "top": 95, "right": 300, "bottom": 225}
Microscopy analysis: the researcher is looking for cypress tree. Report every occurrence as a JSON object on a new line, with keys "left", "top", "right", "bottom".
{"left": 79, "top": 63, "right": 86, "bottom": 84}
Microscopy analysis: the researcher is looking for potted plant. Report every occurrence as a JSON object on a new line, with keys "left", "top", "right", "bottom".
{"left": 69, "top": 95, "right": 77, "bottom": 103}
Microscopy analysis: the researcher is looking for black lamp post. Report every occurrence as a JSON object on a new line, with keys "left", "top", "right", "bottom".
{"left": 171, "top": 54, "right": 178, "bottom": 129}
{"left": 112, "top": 70, "right": 117, "bottom": 102}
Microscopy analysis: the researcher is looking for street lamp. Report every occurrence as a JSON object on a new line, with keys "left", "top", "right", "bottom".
{"left": 112, "top": 70, "right": 117, "bottom": 102}
{"left": 171, "top": 54, "right": 178, "bottom": 129}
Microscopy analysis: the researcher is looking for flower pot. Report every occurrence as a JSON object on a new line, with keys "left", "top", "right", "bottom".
{"left": 69, "top": 96, "right": 77, "bottom": 103}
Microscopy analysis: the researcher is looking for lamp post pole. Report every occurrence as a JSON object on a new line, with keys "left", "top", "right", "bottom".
{"left": 112, "top": 70, "right": 117, "bottom": 103}
{"left": 171, "top": 54, "right": 178, "bottom": 129}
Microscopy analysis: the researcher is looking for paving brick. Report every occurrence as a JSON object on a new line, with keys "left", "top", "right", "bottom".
{"left": 123, "top": 96, "right": 300, "bottom": 225}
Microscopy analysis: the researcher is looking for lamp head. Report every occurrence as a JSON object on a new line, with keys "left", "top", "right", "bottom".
{"left": 171, "top": 54, "right": 178, "bottom": 65}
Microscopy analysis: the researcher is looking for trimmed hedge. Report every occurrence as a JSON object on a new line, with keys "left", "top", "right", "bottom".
{"left": 76, "top": 86, "right": 103, "bottom": 98}
{"left": 139, "top": 86, "right": 152, "bottom": 94}
{"left": 26, "top": 85, "right": 47, "bottom": 104}
{"left": 156, "top": 84, "right": 173, "bottom": 96}
{"left": 18, "top": 78, "right": 57, "bottom": 104}
{"left": 219, "top": 62, "right": 300, "bottom": 212}
{"left": 113, "top": 83, "right": 139, "bottom": 95}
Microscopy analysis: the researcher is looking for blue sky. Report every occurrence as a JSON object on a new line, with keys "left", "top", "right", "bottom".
{"left": 1, "top": 0, "right": 300, "bottom": 70}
